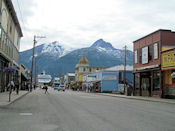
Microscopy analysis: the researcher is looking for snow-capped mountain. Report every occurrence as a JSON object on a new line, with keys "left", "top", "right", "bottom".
{"left": 90, "top": 39, "right": 115, "bottom": 50}
{"left": 90, "top": 39, "right": 131, "bottom": 59}
{"left": 41, "top": 41, "right": 69, "bottom": 57}
{"left": 19, "top": 39, "right": 133, "bottom": 78}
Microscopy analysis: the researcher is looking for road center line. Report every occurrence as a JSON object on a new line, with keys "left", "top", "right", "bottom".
{"left": 19, "top": 113, "right": 33, "bottom": 116}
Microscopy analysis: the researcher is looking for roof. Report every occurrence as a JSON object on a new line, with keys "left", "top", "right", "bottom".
{"left": 6, "top": 0, "right": 23, "bottom": 37}
{"left": 78, "top": 56, "right": 89, "bottom": 65}
{"left": 104, "top": 65, "right": 133, "bottom": 71}
{"left": 133, "top": 29, "right": 174, "bottom": 43}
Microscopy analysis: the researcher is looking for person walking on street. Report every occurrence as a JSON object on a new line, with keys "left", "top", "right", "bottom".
{"left": 45, "top": 85, "right": 48, "bottom": 94}
{"left": 15, "top": 82, "right": 19, "bottom": 95}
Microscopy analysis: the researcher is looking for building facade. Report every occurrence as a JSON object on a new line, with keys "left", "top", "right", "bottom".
{"left": 133, "top": 29, "right": 175, "bottom": 97}
{"left": 0, "top": 0, "right": 23, "bottom": 92}
{"left": 161, "top": 47, "right": 175, "bottom": 98}
{"left": 75, "top": 56, "right": 106, "bottom": 82}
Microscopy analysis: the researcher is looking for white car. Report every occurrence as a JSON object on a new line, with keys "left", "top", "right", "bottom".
{"left": 58, "top": 85, "right": 65, "bottom": 91}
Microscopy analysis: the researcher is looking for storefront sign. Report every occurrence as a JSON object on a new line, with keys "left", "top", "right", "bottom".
{"left": 142, "top": 46, "right": 148, "bottom": 64}
{"left": 102, "top": 75, "right": 116, "bottom": 80}
{"left": 162, "top": 50, "right": 175, "bottom": 69}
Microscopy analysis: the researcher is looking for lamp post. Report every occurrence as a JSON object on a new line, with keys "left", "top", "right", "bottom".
{"left": 30, "top": 35, "right": 45, "bottom": 92}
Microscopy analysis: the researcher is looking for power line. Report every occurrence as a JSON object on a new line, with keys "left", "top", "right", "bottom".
{"left": 16, "top": 0, "right": 25, "bottom": 29}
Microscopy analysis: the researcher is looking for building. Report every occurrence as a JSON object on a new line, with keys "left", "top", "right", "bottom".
{"left": 75, "top": 56, "right": 106, "bottom": 82}
{"left": 161, "top": 47, "right": 175, "bottom": 98}
{"left": 83, "top": 65, "right": 133, "bottom": 93}
{"left": 0, "top": 0, "right": 23, "bottom": 92}
{"left": 19, "top": 64, "right": 29, "bottom": 90}
{"left": 133, "top": 29, "right": 175, "bottom": 97}
{"left": 64, "top": 73, "right": 75, "bottom": 89}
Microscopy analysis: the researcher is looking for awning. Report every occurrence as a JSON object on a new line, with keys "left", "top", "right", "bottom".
{"left": 21, "top": 73, "right": 28, "bottom": 80}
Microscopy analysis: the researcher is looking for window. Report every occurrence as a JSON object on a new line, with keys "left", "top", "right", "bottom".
{"left": 148, "top": 45, "right": 152, "bottom": 62}
{"left": 134, "top": 50, "right": 138, "bottom": 64}
{"left": 89, "top": 68, "right": 91, "bottom": 72}
{"left": 9, "top": 19, "right": 13, "bottom": 33}
{"left": 140, "top": 48, "right": 142, "bottom": 64}
{"left": 153, "top": 71, "right": 160, "bottom": 91}
{"left": 83, "top": 68, "right": 85, "bottom": 72}
{"left": 154, "top": 43, "right": 158, "bottom": 59}
{"left": 142, "top": 46, "right": 148, "bottom": 64}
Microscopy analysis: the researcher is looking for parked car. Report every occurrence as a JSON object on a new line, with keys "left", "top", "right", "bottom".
{"left": 52, "top": 83, "right": 60, "bottom": 90}
{"left": 58, "top": 84, "right": 65, "bottom": 91}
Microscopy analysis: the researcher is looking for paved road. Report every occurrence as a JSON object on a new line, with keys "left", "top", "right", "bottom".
{"left": 0, "top": 88, "right": 175, "bottom": 131}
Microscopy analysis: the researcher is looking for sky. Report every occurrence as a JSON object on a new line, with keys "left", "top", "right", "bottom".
{"left": 12, "top": 0, "right": 175, "bottom": 52}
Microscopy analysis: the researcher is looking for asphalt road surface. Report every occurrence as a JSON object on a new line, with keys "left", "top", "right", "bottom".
{"left": 0, "top": 88, "right": 175, "bottom": 131}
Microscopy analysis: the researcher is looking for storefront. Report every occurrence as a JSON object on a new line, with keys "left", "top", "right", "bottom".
{"left": 162, "top": 48, "right": 175, "bottom": 98}
{"left": 134, "top": 65, "right": 162, "bottom": 97}
{"left": 0, "top": 55, "right": 9, "bottom": 92}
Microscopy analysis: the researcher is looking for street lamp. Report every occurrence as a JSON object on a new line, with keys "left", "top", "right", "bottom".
{"left": 30, "top": 35, "right": 46, "bottom": 92}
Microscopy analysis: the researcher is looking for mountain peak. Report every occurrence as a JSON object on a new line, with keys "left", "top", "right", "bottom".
{"left": 90, "top": 39, "right": 114, "bottom": 49}
{"left": 41, "top": 41, "right": 68, "bottom": 57}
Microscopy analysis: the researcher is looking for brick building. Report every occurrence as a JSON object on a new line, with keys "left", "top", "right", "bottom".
{"left": 133, "top": 29, "right": 175, "bottom": 97}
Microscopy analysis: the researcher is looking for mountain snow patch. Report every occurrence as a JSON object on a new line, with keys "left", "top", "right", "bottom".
{"left": 41, "top": 41, "right": 69, "bottom": 57}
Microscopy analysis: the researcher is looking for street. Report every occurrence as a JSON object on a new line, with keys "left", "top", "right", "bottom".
{"left": 0, "top": 88, "right": 175, "bottom": 131}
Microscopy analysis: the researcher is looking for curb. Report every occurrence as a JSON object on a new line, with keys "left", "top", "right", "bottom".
{"left": 98, "top": 93, "right": 175, "bottom": 104}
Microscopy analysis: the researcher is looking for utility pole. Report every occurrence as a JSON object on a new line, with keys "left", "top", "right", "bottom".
{"left": 124, "top": 45, "right": 127, "bottom": 94}
{"left": 30, "top": 35, "right": 46, "bottom": 92}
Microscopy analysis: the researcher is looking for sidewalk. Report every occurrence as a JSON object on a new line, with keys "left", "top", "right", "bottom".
{"left": 0, "top": 90, "right": 29, "bottom": 106}
{"left": 99, "top": 93, "right": 175, "bottom": 104}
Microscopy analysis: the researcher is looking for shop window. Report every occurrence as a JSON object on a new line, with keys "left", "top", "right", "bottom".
{"left": 148, "top": 45, "right": 152, "bottom": 62}
{"left": 140, "top": 48, "right": 142, "bottom": 64}
{"left": 153, "top": 71, "right": 160, "bottom": 91}
{"left": 134, "top": 73, "right": 139, "bottom": 90}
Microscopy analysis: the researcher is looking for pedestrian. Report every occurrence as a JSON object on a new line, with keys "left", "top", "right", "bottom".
{"left": 45, "top": 85, "right": 48, "bottom": 94}
{"left": 15, "top": 82, "right": 19, "bottom": 95}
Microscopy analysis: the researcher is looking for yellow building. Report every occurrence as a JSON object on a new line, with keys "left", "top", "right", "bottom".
{"left": 0, "top": 0, "right": 23, "bottom": 92}
{"left": 75, "top": 56, "right": 106, "bottom": 82}
{"left": 162, "top": 47, "right": 175, "bottom": 98}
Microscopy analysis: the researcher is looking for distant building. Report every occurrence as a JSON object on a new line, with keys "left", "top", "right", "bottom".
{"left": 0, "top": 0, "right": 23, "bottom": 92}
{"left": 83, "top": 65, "right": 133, "bottom": 93}
{"left": 38, "top": 71, "right": 52, "bottom": 84}
{"left": 133, "top": 29, "right": 175, "bottom": 98}
{"left": 75, "top": 56, "right": 106, "bottom": 82}
{"left": 64, "top": 73, "right": 75, "bottom": 89}
{"left": 19, "top": 64, "right": 29, "bottom": 90}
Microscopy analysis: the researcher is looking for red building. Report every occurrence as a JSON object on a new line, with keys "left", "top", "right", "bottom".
{"left": 133, "top": 29, "right": 175, "bottom": 97}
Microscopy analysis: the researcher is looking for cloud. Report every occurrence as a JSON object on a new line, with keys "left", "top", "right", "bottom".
{"left": 12, "top": 0, "right": 175, "bottom": 51}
